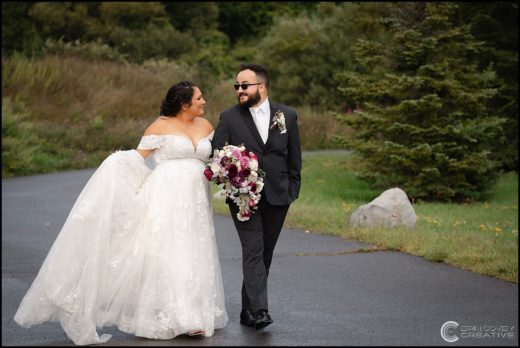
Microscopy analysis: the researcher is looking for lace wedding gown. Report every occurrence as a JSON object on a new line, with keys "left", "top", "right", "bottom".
{"left": 14, "top": 131, "right": 228, "bottom": 345}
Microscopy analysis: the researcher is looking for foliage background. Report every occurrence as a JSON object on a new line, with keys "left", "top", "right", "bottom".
{"left": 2, "top": 2, "right": 518, "bottom": 202}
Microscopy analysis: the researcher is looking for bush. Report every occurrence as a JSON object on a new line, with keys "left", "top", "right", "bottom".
{"left": 42, "top": 38, "right": 128, "bottom": 63}
{"left": 256, "top": 3, "right": 384, "bottom": 110}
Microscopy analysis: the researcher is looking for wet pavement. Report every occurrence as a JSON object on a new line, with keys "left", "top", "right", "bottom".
{"left": 2, "top": 169, "right": 518, "bottom": 346}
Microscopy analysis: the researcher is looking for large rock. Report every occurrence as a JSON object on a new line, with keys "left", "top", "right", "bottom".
{"left": 349, "top": 188, "right": 416, "bottom": 229}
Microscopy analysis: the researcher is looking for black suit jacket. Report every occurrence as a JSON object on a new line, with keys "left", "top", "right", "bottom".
{"left": 212, "top": 101, "right": 302, "bottom": 206}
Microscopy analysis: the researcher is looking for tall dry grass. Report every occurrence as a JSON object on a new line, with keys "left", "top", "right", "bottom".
{"left": 2, "top": 54, "right": 347, "bottom": 176}
{"left": 3, "top": 54, "right": 178, "bottom": 123}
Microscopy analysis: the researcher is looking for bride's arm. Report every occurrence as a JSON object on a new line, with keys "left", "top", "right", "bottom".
{"left": 136, "top": 117, "right": 167, "bottom": 158}
{"left": 136, "top": 148, "right": 152, "bottom": 159}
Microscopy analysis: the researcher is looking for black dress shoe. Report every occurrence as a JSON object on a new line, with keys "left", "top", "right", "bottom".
{"left": 240, "top": 309, "right": 256, "bottom": 327}
{"left": 254, "top": 310, "right": 273, "bottom": 330}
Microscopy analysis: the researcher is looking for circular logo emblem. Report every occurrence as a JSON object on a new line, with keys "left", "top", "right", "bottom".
{"left": 441, "top": 321, "right": 459, "bottom": 342}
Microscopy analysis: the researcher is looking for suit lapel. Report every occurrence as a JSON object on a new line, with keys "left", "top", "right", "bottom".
{"left": 264, "top": 103, "right": 278, "bottom": 148}
{"left": 239, "top": 106, "right": 265, "bottom": 149}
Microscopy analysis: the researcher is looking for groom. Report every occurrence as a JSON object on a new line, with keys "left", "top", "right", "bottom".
{"left": 212, "top": 63, "right": 302, "bottom": 329}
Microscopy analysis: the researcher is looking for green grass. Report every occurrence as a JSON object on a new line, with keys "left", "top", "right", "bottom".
{"left": 211, "top": 152, "right": 518, "bottom": 283}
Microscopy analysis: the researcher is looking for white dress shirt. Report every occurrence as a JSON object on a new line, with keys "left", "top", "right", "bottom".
{"left": 249, "top": 98, "right": 270, "bottom": 143}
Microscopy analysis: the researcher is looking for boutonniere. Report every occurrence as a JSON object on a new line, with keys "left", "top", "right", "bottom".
{"left": 270, "top": 109, "right": 287, "bottom": 134}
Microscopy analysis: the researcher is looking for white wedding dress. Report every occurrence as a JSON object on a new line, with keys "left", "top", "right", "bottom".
{"left": 14, "top": 131, "right": 228, "bottom": 345}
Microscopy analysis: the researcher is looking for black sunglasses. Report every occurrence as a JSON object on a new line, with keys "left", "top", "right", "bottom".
{"left": 234, "top": 83, "right": 262, "bottom": 91}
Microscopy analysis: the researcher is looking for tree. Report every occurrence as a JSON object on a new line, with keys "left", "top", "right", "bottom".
{"left": 458, "top": 2, "right": 518, "bottom": 171}
{"left": 22, "top": 2, "right": 196, "bottom": 63}
{"left": 162, "top": 2, "right": 236, "bottom": 82}
{"left": 217, "top": 2, "right": 314, "bottom": 45}
{"left": 335, "top": 2, "right": 506, "bottom": 202}
{"left": 256, "top": 2, "right": 387, "bottom": 109}
{"left": 98, "top": 2, "right": 168, "bottom": 31}
{"left": 162, "top": 2, "right": 219, "bottom": 39}
{"left": 29, "top": 2, "right": 100, "bottom": 42}
{"left": 2, "top": 2, "right": 42, "bottom": 55}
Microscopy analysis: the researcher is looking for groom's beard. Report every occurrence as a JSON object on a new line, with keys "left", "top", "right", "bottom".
{"left": 238, "top": 89, "right": 261, "bottom": 108}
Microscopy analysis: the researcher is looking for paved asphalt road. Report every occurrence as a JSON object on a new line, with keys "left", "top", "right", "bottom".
{"left": 2, "top": 168, "right": 518, "bottom": 346}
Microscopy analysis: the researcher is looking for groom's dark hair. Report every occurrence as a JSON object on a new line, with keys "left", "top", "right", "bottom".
{"left": 239, "top": 63, "right": 269, "bottom": 89}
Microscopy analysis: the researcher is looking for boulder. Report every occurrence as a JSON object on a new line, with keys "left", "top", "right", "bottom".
{"left": 349, "top": 187, "right": 416, "bottom": 229}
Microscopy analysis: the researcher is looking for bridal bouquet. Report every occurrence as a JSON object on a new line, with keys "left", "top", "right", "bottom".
{"left": 204, "top": 144, "right": 266, "bottom": 221}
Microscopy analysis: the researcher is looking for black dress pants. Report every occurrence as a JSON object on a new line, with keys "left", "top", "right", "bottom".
{"left": 229, "top": 198, "right": 290, "bottom": 312}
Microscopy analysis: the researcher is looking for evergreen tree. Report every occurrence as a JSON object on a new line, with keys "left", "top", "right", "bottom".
{"left": 458, "top": 1, "right": 518, "bottom": 171}
{"left": 335, "top": 2, "right": 506, "bottom": 202}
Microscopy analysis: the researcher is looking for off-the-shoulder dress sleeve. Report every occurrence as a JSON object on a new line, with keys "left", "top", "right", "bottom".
{"left": 137, "top": 135, "right": 164, "bottom": 150}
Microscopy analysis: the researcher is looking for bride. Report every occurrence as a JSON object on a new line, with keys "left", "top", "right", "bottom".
{"left": 14, "top": 81, "right": 228, "bottom": 345}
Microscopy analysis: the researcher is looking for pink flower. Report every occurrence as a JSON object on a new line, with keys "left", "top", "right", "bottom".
{"left": 232, "top": 149, "right": 241, "bottom": 158}
{"left": 240, "top": 156, "right": 250, "bottom": 168}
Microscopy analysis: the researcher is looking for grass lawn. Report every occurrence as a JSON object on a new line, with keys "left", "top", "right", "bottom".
{"left": 211, "top": 152, "right": 518, "bottom": 283}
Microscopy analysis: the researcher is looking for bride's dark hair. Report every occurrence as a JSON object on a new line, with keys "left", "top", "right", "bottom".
{"left": 160, "top": 81, "right": 197, "bottom": 117}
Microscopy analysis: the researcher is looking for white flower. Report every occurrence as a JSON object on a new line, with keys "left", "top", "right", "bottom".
{"left": 210, "top": 162, "right": 221, "bottom": 174}
{"left": 270, "top": 110, "right": 287, "bottom": 134}
{"left": 250, "top": 160, "right": 258, "bottom": 171}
